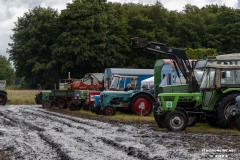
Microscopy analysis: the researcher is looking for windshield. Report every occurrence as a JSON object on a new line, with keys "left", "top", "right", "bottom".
{"left": 200, "top": 68, "right": 216, "bottom": 89}
{"left": 109, "top": 77, "right": 120, "bottom": 89}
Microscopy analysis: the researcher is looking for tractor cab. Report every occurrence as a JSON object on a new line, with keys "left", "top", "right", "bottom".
{"left": 200, "top": 64, "right": 240, "bottom": 128}
{"left": 109, "top": 75, "right": 138, "bottom": 91}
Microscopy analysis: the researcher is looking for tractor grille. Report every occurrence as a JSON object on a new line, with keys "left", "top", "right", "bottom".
{"left": 163, "top": 96, "right": 175, "bottom": 101}
{"left": 178, "top": 96, "right": 193, "bottom": 102}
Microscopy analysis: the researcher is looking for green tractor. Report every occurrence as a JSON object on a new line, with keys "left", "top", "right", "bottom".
{"left": 131, "top": 38, "right": 240, "bottom": 131}
{"left": 0, "top": 80, "right": 7, "bottom": 105}
{"left": 40, "top": 73, "right": 104, "bottom": 111}
{"left": 201, "top": 64, "right": 240, "bottom": 129}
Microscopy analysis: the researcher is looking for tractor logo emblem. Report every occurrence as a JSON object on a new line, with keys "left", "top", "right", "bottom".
{"left": 166, "top": 101, "right": 172, "bottom": 108}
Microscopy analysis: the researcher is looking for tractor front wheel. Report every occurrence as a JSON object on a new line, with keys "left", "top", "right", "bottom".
{"left": 103, "top": 106, "right": 116, "bottom": 116}
{"left": 0, "top": 92, "right": 7, "bottom": 105}
{"left": 131, "top": 94, "right": 152, "bottom": 116}
{"left": 165, "top": 111, "right": 188, "bottom": 131}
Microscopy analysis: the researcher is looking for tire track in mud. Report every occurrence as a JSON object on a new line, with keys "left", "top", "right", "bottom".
{"left": 38, "top": 132, "right": 74, "bottom": 160}
{"left": 99, "top": 137, "right": 164, "bottom": 160}
{"left": 22, "top": 110, "right": 89, "bottom": 132}
{"left": 26, "top": 107, "right": 194, "bottom": 159}
{"left": 35, "top": 109, "right": 102, "bottom": 127}
{"left": 0, "top": 109, "right": 71, "bottom": 160}
{"left": 1, "top": 106, "right": 240, "bottom": 160}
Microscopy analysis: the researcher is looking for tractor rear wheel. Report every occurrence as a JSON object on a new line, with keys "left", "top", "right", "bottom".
{"left": 69, "top": 100, "right": 82, "bottom": 111}
{"left": 236, "top": 116, "right": 240, "bottom": 131}
{"left": 42, "top": 100, "right": 53, "bottom": 109}
{"left": 103, "top": 106, "right": 116, "bottom": 116}
{"left": 0, "top": 93, "right": 7, "bottom": 105}
{"left": 165, "top": 111, "right": 188, "bottom": 131}
{"left": 131, "top": 94, "right": 152, "bottom": 116}
{"left": 56, "top": 98, "right": 67, "bottom": 109}
{"left": 90, "top": 103, "right": 95, "bottom": 113}
{"left": 216, "top": 93, "right": 238, "bottom": 128}
{"left": 206, "top": 116, "right": 219, "bottom": 127}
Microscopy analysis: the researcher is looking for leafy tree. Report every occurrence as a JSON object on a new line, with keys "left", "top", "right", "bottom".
{"left": 52, "top": 0, "right": 130, "bottom": 78}
{"left": 186, "top": 48, "right": 219, "bottom": 59}
{"left": 0, "top": 55, "right": 15, "bottom": 85}
{"left": 8, "top": 6, "right": 60, "bottom": 89}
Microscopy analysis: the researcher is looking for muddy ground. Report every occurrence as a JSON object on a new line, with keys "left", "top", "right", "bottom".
{"left": 0, "top": 105, "right": 239, "bottom": 160}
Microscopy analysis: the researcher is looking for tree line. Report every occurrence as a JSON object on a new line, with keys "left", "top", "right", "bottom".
{"left": 6, "top": 0, "right": 240, "bottom": 89}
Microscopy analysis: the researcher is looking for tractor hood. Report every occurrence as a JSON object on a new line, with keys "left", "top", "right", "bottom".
{"left": 100, "top": 90, "right": 136, "bottom": 95}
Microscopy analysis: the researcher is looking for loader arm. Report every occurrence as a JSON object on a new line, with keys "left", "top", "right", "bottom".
{"left": 130, "top": 37, "right": 199, "bottom": 92}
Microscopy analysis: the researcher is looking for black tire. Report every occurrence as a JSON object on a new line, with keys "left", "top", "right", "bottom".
{"left": 35, "top": 92, "right": 42, "bottom": 104}
{"left": 90, "top": 103, "right": 95, "bottom": 113}
{"left": 153, "top": 103, "right": 160, "bottom": 121}
{"left": 69, "top": 100, "right": 82, "bottom": 111}
{"left": 95, "top": 106, "right": 102, "bottom": 115}
{"left": 156, "top": 114, "right": 166, "bottom": 128}
{"left": 42, "top": 100, "right": 53, "bottom": 109}
{"left": 103, "top": 106, "right": 116, "bottom": 116}
{"left": 153, "top": 103, "right": 166, "bottom": 128}
{"left": 131, "top": 94, "right": 152, "bottom": 116}
{"left": 164, "top": 111, "right": 188, "bottom": 131}
{"left": 216, "top": 93, "right": 238, "bottom": 128}
{"left": 0, "top": 92, "right": 7, "bottom": 105}
{"left": 206, "top": 116, "right": 219, "bottom": 127}
{"left": 236, "top": 115, "right": 240, "bottom": 131}
{"left": 56, "top": 98, "right": 67, "bottom": 109}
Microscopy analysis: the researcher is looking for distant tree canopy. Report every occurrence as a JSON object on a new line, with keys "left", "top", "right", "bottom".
{"left": 0, "top": 55, "right": 15, "bottom": 85}
{"left": 8, "top": 1, "right": 240, "bottom": 89}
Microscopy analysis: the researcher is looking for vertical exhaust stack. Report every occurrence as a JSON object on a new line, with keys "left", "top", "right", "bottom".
{"left": 68, "top": 72, "right": 71, "bottom": 80}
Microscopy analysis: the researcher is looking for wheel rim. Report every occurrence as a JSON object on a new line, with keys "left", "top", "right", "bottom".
{"left": 57, "top": 99, "right": 66, "bottom": 109}
{"left": 43, "top": 101, "right": 51, "bottom": 108}
{"left": 170, "top": 115, "right": 184, "bottom": 129}
{"left": 105, "top": 107, "right": 114, "bottom": 116}
{"left": 133, "top": 98, "right": 151, "bottom": 115}
{"left": 224, "top": 103, "right": 236, "bottom": 119}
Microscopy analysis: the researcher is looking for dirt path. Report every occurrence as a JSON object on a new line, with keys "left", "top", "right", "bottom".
{"left": 0, "top": 105, "right": 239, "bottom": 160}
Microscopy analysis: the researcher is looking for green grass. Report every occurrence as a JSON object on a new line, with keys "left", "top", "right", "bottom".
{"left": 57, "top": 109, "right": 240, "bottom": 135}
{"left": 7, "top": 90, "right": 38, "bottom": 105}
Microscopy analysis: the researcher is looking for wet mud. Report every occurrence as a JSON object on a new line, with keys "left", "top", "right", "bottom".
{"left": 0, "top": 105, "right": 239, "bottom": 160}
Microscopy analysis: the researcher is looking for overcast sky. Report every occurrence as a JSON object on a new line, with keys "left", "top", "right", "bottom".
{"left": 1, "top": 0, "right": 239, "bottom": 59}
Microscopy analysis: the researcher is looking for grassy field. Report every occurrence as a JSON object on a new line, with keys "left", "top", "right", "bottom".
{"left": 7, "top": 90, "right": 38, "bottom": 105}
{"left": 5, "top": 90, "right": 240, "bottom": 135}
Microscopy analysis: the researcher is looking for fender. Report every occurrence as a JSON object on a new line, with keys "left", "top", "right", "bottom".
{"left": 0, "top": 90, "right": 7, "bottom": 95}
{"left": 130, "top": 91, "right": 155, "bottom": 103}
